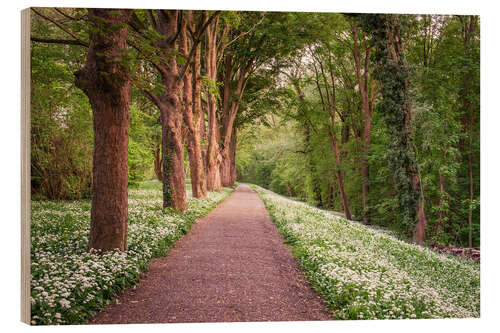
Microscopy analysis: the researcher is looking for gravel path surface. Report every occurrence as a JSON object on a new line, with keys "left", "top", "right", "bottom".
{"left": 90, "top": 184, "right": 332, "bottom": 324}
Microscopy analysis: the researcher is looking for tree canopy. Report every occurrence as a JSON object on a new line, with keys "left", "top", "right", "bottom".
{"left": 31, "top": 9, "right": 479, "bottom": 249}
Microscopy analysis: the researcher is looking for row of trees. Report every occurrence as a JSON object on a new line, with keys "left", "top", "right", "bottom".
{"left": 237, "top": 14, "right": 479, "bottom": 248}
{"left": 31, "top": 9, "right": 479, "bottom": 250}
{"left": 31, "top": 8, "right": 320, "bottom": 251}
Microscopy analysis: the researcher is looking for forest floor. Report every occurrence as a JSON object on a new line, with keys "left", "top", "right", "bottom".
{"left": 253, "top": 185, "right": 479, "bottom": 319}
{"left": 90, "top": 184, "right": 331, "bottom": 324}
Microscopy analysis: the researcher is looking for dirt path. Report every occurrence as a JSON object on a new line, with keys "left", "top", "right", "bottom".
{"left": 90, "top": 184, "right": 331, "bottom": 324}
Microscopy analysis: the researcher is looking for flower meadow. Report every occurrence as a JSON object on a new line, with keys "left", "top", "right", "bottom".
{"left": 30, "top": 181, "right": 232, "bottom": 325}
{"left": 252, "top": 185, "right": 480, "bottom": 320}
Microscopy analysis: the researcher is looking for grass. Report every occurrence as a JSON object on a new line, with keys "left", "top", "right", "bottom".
{"left": 251, "top": 184, "right": 480, "bottom": 320}
{"left": 30, "top": 180, "right": 233, "bottom": 325}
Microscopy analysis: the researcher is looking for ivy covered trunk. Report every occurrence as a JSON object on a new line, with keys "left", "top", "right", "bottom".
{"left": 161, "top": 96, "right": 186, "bottom": 211}
{"left": 363, "top": 14, "right": 426, "bottom": 244}
{"left": 74, "top": 8, "right": 132, "bottom": 252}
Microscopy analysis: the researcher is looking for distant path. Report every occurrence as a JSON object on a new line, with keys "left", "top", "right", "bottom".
{"left": 90, "top": 184, "right": 331, "bottom": 324}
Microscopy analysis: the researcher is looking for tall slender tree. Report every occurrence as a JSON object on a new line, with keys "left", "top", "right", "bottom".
{"left": 205, "top": 13, "right": 223, "bottom": 191}
{"left": 352, "top": 16, "right": 376, "bottom": 224}
{"left": 181, "top": 11, "right": 208, "bottom": 198}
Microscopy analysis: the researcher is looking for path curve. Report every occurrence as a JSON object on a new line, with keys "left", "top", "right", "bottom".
{"left": 90, "top": 184, "right": 331, "bottom": 324}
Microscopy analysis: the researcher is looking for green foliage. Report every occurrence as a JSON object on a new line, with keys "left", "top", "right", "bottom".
{"left": 237, "top": 13, "right": 480, "bottom": 247}
{"left": 362, "top": 14, "right": 420, "bottom": 229}
{"left": 31, "top": 12, "right": 93, "bottom": 200}
{"left": 127, "top": 104, "right": 155, "bottom": 187}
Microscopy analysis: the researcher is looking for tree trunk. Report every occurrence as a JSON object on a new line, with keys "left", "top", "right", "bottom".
{"left": 219, "top": 57, "right": 248, "bottom": 187}
{"left": 462, "top": 16, "right": 477, "bottom": 248}
{"left": 375, "top": 15, "right": 425, "bottom": 244}
{"left": 326, "top": 60, "right": 352, "bottom": 220}
{"left": 412, "top": 175, "right": 427, "bottom": 245}
{"left": 229, "top": 128, "right": 238, "bottom": 185}
{"left": 74, "top": 9, "right": 132, "bottom": 252}
{"left": 153, "top": 140, "right": 162, "bottom": 182}
{"left": 433, "top": 170, "right": 445, "bottom": 246}
{"left": 137, "top": 11, "right": 185, "bottom": 210}
{"left": 157, "top": 10, "right": 186, "bottom": 211}
{"left": 352, "top": 17, "right": 372, "bottom": 224}
{"left": 327, "top": 133, "right": 352, "bottom": 220}
{"left": 468, "top": 103, "right": 474, "bottom": 247}
{"left": 181, "top": 11, "right": 207, "bottom": 198}
{"left": 205, "top": 15, "right": 222, "bottom": 191}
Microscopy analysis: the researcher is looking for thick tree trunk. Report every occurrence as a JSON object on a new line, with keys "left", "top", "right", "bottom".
{"left": 74, "top": 9, "right": 132, "bottom": 252}
{"left": 220, "top": 150, "right": 232, "bottom": 187}
{"left": 205, "top": 16, "right": 222, "bottom": 191}
{"left": 413, "top": 197, "right": 427, "bottom": 246}
{"left": 412, "top": 171, "right": 427, "bottom": 245}
{"left": 159, "top": 11, "right": 186, "bottom": 211}
{"left": 181, "top": 11, "right": 207, "bottom": 198}
{"left": 219, "top": 57, "right": 247, "bottom": 187}
{"left": 383, "top": 17, "right": 426, "bottom": 245}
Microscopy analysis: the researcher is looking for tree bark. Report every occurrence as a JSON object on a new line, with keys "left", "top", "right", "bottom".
{"left": 181, "top": 11, "right": 207, "bottom": 198}
{"left": 219, "top": 56, "right": 248, "bottom": 187}
{"left": 205, "top": 15, "right": 222, "bottom": 191}
{"left": 153, "top": 139, "right": 162, "bottom": 182}
{"left": 74, "top": 8, "right": 132, "bottom": 252}
{"left": 159, "top": 11, "right": 186, "bottom": 211}
{"left": 229, "top": 127, "right": 238, "bottom": 184}
{"left": 412, "top": 174, "right": 427, "bottom": 245}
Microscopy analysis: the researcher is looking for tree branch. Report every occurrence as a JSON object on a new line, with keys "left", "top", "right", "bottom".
{"left": 146, "top": 10, "right": 157, "bottom": 31}
{"left": 177, "top": 10, "right": 221, "bottom": 82}
{"left": 31, "top": 37, "right": 88, "bottom": 47}
{"left": 31, "top": 8, "right": 89, "bottom": 47}
{"left": 135, "top": 83, "right": 162, "bottom": 111}
{"left": 221, "top": 13, "right": 266, "bottom": 55}
{"left": 53, "top": 8, "right": 82, "bottom": 22}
